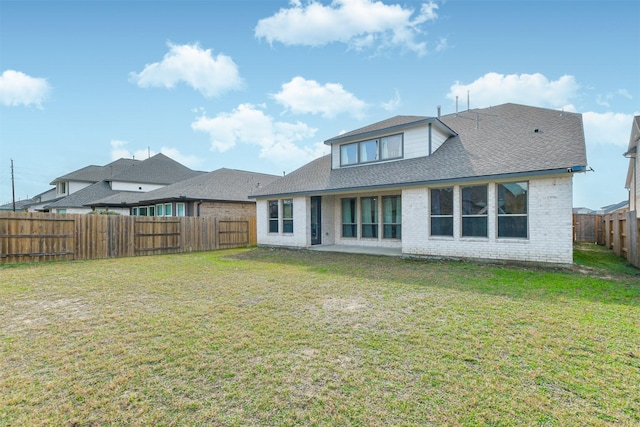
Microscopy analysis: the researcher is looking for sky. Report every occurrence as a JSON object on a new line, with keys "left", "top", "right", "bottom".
{"left": 1, "top": 0, "right": 639, "bottom": 210}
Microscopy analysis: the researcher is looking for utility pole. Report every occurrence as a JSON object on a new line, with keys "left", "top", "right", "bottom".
{"left": 11, "top": 159, "right": 16, "bottom": 212}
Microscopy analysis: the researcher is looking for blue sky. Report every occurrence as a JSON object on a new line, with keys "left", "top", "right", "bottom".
{"left": 1, "top": 0, "right": 638, "bottom": 210}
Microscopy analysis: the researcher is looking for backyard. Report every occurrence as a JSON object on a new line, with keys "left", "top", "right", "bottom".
{"left": 1, "top": 244, "right": 638, "bottom": 426}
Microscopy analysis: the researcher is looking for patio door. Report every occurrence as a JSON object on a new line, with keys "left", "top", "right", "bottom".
{"left": 310, "top": 196, "right": 322, "bottom": 245}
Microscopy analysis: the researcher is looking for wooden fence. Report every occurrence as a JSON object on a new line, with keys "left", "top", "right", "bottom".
{"left": 600, "top": 211, "right": 639, "bottom": 268}
{"left": 0, "top": 212, "right": 256, "bottom": 264}
{"left": 573, "top": 213, "right": 605, "bottom": 244}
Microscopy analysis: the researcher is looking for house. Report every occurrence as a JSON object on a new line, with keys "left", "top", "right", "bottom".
{"left": 89, "top": 168, "right": 281, "bottom": 217}
{"left": 624, "top": 115, "right": 640, "bottom": 216}
{"left": 250, "top": 103, "right": 588, "bottom": 266}
{"left": 0, "top": 188, "right": 59, "bottom": 212}
{"left": 44, "top": 154, "right": 203, "bottom": 214}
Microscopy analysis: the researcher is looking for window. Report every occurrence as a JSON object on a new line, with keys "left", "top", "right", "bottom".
{"left": 268, "top": 200, "right": 279, "bottom": 233}
{"left": 361, "top": 197, "right": 378, "bottom": 238}
{"left": 382, "top": 196, "right": 401, "bottom": 239}
{"left": 132, "top": 207, "right": 139, "bottom": 216}
{"left": 176, "top": 203, "right": 185, "bottom": 217}
{"left": 340, "top": 134, "right": 403, "bottom": 166}
{"left": 165, "top": 203, "right": 172, "bottom": 217}
{"left": 497, "top": 182, "right": 528, "bottom": 238}
{"left": 461, "top": 185, "right": 488, "bottom": 237}
{"left": 58, "top": 182, "right": 67, "bottom": 196}
{"left": 156, "top": 204, "right": 164, "bottom": 217}
{"left": 56, "top": 208, "right": 67, "bottom": 214}
{"left": 380, "top": 134, "right": 402, "bottom": 160}
{"left": 139, "top": 206, "right": 148, "bottom": 216}
{"left": 283, "top": 199, "right": 293, "bottom": 233}
{"left": 149, "top": 206, "right": 155, "bottom": 217}
{"left": 341, "top": 198, "right": 357, "bottom": 237}
{"left": 430, "top": 188, "right": 453, "bottom": 236}
{"left": 359, "top": 140, "right": 378, "bottom": 163}
{"left": 340, "top": 143, "right": 358, "bottom": 166}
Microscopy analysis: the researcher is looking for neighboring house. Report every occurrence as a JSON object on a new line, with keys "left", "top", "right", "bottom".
{"left": 89, "top": 168, "right": 281, "bottom": 217}
{"left": 0, "top": 188, "right": 59, "bottom": 212}
{"left": 44, "top": 153, "right": 203, "bottom": 214}
{"left": 624, "top": 115, "right": 640, "bottom": 216}
{"left": 251, "top": 103, "right": 588, "bottom": 266}
{"left": 600, "top": 200, "right": 629, "bottom": 215}
{"left": 573, "top": 207, "right": 596, "bottom": 215}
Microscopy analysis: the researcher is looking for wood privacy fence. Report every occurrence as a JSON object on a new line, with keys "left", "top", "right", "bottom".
{"left": 0, "top": 212, "right": 256, "bottom": 264}
{"left": 573, "top": 213, "right": 605, "bottom": 244}
{"left": 601, "top": 211, "right": 639, "bottom": 268}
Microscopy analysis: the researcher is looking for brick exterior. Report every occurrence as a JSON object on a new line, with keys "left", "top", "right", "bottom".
{"left": 198, "top": 201, "right": 256, "bottom": 218}
{"left": 257, "top": 175, "right": 575, "bottom": 265}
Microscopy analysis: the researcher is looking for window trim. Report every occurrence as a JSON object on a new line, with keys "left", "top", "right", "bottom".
{"left": 339, "top": 133, "right": 403, "bottom": 167}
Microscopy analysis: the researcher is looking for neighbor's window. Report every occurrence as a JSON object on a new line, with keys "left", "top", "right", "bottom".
{"left": 341, "top": 198, "right": 357, "bottom": 237}
{"left": 132, "top": 207, "right": 139, "bottom": 216}
{"left": 165, "top": 203, "right": 172, "bottom": 217}
{"left": 361, "top": 197, "right": 378, "bottom": 238}
{"left": 176, "top": 203, "right": 185, "bottom": 217}
{"left": 156, "top": 204, "right": 164, "bottom": 216}
{"left": 382, "top": 196, "right": 401, "bottom": 239}
{"left": 461, "top": 185, "right": 488, "bottom": 237}
{"left": 431, "top": 187, "right": 453, "bottom": 236}
{"left": 148, "top": 206, "right": 155, "bottom": 217}
{"left": 283, "top": 199, "right": 293, "bottom": 233}
{"left": 268, "top": 200, "right": 279, "bottom": 233}
{"left": 340, "top": 134, "right": 403, "bottom": 166}
{"left": 497, "top": 182, "right": 528, "bottom": 238}
{"left": 57, "top": 208, "right": 67, "bottom": 214}
{"left": 139, "top": 206, "right": 148, "bottom": 216}
{"left": 58, "top": 182, "right": 67, "bottom": 196}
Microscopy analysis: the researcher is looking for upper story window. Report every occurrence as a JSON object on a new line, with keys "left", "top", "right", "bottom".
{"left": 340, "top": 134, "right": 403, "bottom": 166}
{"left": 57, "top": 182, "right": 67, "bottom": 196}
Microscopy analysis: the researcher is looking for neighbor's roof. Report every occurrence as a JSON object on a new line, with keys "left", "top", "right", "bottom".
{"left": 89, "top": 168, "right": 281, "bottom": 206}
{"left": 109, "top": 153, "right": 204, "bottom": 185}
{"left": 44, "top": 181, "right": 125, "bottom": 209}
{"left": 50, "top": 158, "right": 140, "bottom": 185}
{"left": 251, "top": 103, "right": 587, "bottom": 198}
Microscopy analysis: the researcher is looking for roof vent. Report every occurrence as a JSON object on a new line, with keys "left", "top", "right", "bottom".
{"left": 534, "top": 128, "right": 540, "bottom": 133}
{"left": 437, "top": 105, "right": 441, "bottom": 118}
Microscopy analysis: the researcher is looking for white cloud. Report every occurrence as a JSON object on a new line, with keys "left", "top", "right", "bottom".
{"left": 596, "top": 89, "right": 633, "bottom": 108}
{"left": 381, "top": 89, "right": 401, "bottom": 111}
{"left": 129, "top": 42, "right": 243, "bottom": 97}
{"left": 447, "top": 72, "right": 580, "bottom": 110}
{"left": 110, "top": 140, "right": 202, "bottom": 168}
{"left": 582, "top": 111, "right": 637, "bottom": 148}
{"left": 191, "top": 103, "right": 325, "bottom": 164}
{"left": 255, "top": 0, "right": 439, "bottom": 56}
{"left": 272, "top": 76, "right": 367, "bottom": 118}
{"left": 0, "top": 70, "right": 51, "bottom": 108}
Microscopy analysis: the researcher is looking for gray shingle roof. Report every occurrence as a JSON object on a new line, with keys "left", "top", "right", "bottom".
{"left": 134, "top": 168, "right": 281, "bottom": 204}
{"left": 251, "top": 103, "right": 587, "bottom": 198}
{"left": 44, "top": 181, "right": 124, "bottom": 209}
{"left": 50, "top": 158, "right": 140, "bottom": 184}
{"left": 109, "top": 153, "right": 204, "bottom": 185}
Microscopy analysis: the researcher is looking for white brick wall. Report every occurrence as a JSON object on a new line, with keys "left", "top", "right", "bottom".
{"left": 402, "top": 175, "right": 574, "bottom": 264}
{"left": 256, "top": 196, "right": 308, "bottom": 248}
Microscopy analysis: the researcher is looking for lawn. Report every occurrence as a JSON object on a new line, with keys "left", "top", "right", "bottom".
{"left": 1, "top": 245, "right": 638, "bottom": 426}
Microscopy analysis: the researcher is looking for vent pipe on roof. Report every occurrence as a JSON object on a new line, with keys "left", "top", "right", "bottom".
{"left": 437, "top": 105, "right": 441, "bottom": 118}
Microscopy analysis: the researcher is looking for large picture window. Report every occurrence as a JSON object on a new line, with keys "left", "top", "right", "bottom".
{"left": 340, "top": 134, "right": 403, "bottom": 166}
{"left": 342, "top": 198, "right": 357, "bottom": 237}
{"left": 361, "top": 197, "right": 378, "bottom": 238}
{"left": 430, "top": 188, "right": 453, "bottom": 236}
{"left": 461, "top": 185, "right": 488, "bottom": 237}
{"left": 268, "top": 200, "right": 279, "bottom": 233}
{"left": 497, "top": 182, "right": 528, "bottom": 238}
{"left": 283, "top": 199, "right": 293, "bottom": 233}
{"left": 382, "top": 196, "right": 401, "bottom": 239}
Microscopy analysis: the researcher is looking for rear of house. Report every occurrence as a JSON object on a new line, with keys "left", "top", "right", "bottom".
{"left": 251, "top": 103, "right": 588, "bottom": 266}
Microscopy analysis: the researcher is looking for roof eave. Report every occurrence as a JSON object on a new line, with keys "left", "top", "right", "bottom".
{"left": 250, "top": 167, "right": 580, "bottom": 199}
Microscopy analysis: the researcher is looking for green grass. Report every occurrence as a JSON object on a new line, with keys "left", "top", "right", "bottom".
{"left": 1, "top": 246, "right": 638, "bottom": 426}
{"left": 573, "top": 242, "right": 640, "bottom": 276}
